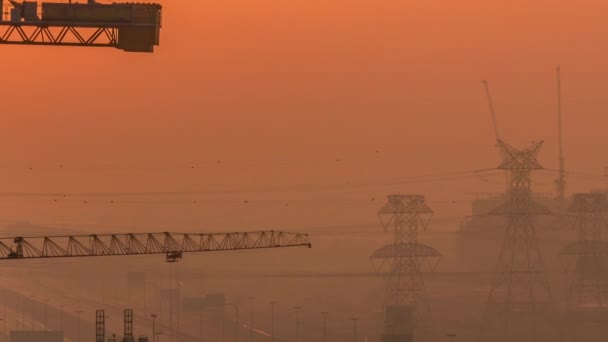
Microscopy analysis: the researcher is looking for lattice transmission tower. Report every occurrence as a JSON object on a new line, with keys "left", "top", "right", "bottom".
{"left": 560, "top": 193, "right": 608, "bottom": 312}
{"left": 478, "top": 140, "right": 560, "bottom": 342}
{"left": 370, "top": 194, "right": 440, "bottom": 342}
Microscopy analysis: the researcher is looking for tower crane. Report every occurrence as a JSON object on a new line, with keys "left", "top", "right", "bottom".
{"left": 0, "top": 230, "right": 311, "bottom": 262}
{"left": 0, "top": 0, "right": 162, "bottom": 52}
{"left": 0, "top": 230, "right": 309, "bottom": 341}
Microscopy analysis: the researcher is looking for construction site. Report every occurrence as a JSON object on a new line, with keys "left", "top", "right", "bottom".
{"left": 0, "top": 0, "right": 607, "bottom": 341}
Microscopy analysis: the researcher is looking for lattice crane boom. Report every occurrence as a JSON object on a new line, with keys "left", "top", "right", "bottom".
{"left": 0, "top": 231, "right": 311, "bottom": 262}
{"left": 0, "top": 0, "right": 162, "bottom": 52}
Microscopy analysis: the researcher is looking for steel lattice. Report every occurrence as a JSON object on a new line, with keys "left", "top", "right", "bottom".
{"left": 561, "top": 193, "right": 608, "bottom": 313}
{"left": 0, "top": 231, "right": 310, "bottom": 262}
{"left": 0, "top": 22, "right": 121, "bottom": 48}
{"left": 371, "top": 194, "right": 440, "bottom": 342}
{"left": 479, "top": 140, "right": 560, "bottom": 342}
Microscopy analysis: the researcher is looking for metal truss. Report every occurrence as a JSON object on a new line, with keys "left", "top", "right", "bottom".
{"left": 479, "top": 139, "right": 559, "bottom": 342}
{"left": 0, "top": 231, "right": 311, "bottom": 262}
{"left": 561, "top": 193, "right": 608, "bottom": 313}
{"left": 371, "top": 194, "right": 440, "bottom": 341}
{"left": 0, "top": 22, "right": 121, "bottom": 48}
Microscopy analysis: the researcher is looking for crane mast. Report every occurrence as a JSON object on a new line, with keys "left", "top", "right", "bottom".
{"left": 555, "top": 66, "right": 566, "bottom": 211}
{"left": 0, "top": 231, "right": 311, "bottom": 262}
{"left": 482, "top": 80, "right": 501, "bottom": 140}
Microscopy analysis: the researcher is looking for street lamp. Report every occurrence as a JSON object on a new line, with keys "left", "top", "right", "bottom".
{"left": 198, "top": 292, "right": 205, "bottom": 342}
{"left": 41, "top": 299, "right": 49, "bottom": 330}
{"left": 199, "top": 305, "right": 205, "bottom": 342}
{"left": 75, "top": 310, "right": 83, "bottom": 342}
{"left": 293, "top": 306, "right": 302, "bottom": 342}
{"left": 59, "top": 305, "right": 65, "bottom": 332}
{"left": 221, "top": 306, "right": 225, "bottom": 342}
{"left": 19, "top": 297, "right": 24, "bottom": 330}
{"left": 29, "top": 295, "right": 36, "bottom": 330}
{"left": 0, "top": 317, "right": 5, "bottom": 342}
{"left": 352, "top": 317, "right": 359, "bottom": 342}
{"left": 249, "top": 297, "right": 254, "bottom": 342}
{"left": 269, "top": 301, "right": 277, "bottom": 342}
{"left": 151, "top": 314, "right": 158, "bottom": 342}
{"left": 15, "top": 297, "right": 19, "bottom": 330}
{"left": 234, "top": 304, "right": 239, "bottom": 342}
{"left": 320, "top": 312, "right": 329, "bottom": 342}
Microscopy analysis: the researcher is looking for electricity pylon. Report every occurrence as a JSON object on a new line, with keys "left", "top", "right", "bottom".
{"left": 479, "top": 140, "right": 559, "bottom": 342}
{"left": 371, "top": 194, "right": 440, "bottom": 342}
{"left": 561, "top": 193, "right": 608, "bottom": 312}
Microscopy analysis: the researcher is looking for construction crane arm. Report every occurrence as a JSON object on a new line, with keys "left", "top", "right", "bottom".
{"left": 0, "top": 231, "right": 311, "bottom": 262}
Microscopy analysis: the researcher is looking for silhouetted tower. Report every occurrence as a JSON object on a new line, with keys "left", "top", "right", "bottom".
{"left": 555, "top": 67, "right": 566, "bottom": 211}
{"left": 123, "top": 309, "right": 135, "bottom": 342}
{"left": 479, "top": 140, "right": 559, "bottom": 342}
{"left": 371, "top": 194, "right": 440, "bottom": 342}
{"left": 96, "top": 310, "right": 105, "bottom": 342}
{"left": 560, "top": 193, "right": 608, "bottom": 312}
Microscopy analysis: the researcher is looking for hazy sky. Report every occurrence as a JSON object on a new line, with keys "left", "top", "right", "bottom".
{"left": 1, "top": 0, "right": 607, "bottom": 229}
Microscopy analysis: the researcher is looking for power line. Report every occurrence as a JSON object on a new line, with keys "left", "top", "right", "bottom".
{"left": 0, "top": 169, "right": 503, "bottom": 198}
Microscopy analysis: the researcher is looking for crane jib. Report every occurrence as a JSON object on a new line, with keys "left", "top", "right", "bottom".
{"left": 0, "top": 231, "right": 311, "bottom": 262}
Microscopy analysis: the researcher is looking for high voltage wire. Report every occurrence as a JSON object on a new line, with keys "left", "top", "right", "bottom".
{"left": 0, "top": 219, "right": 465, "bottom": 243}
{"left": 0, "top": 153, "right": 439, "bottom": 170}
{"left": 0, "top": 167, "right": 600, "bottom": 205}
{"left": 0, "top": 198, "right": 466, "bottom": 208}
{"left": 0, "top": 169, "right": 503, "bottom": 198}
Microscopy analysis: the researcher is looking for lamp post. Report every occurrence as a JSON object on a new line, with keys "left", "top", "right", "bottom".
{"left": 221, "top": 307, "right": 225, "bottom": 342}
{"left": 151, "top": 314, "right": 158, "bottom": 342}
{"left": 15, "top": 296, "right": 19, "bottom": 330}
{"left": 352, "top": 317, "right": 359, "bottom": 342}
{"left": 320, "top": 312, "right": 329, "bottom": 342}
{"left": 293, "top": 306, "right": 302, "bottom": 342}
{"left": 234, "top": 304, "right": 239, "bottom": 342}
{"left": 75, "top": 310, "right": 83, "bottom": 342}
{"left": 29, "top": 295, "right": 35, "bottom": 330}
{"left": 269, "top": 301, "right": 277, "bottom": 342}
{"left": 0, "top": 318, "right": 5, "bottom": 342}
{"left": 20, "top": 297, "right": 24, "bottom": 330}
{"left": 2, "top": 289, "right": 6, "bottom": 341}
{"left": 59, "top": 305, "right": 65, "bottom": 332}
{"left": 249, "top": 297, "right": 254, "bottom": 342}
{"left": 199, "top": 292, "right": 205, "bottom": 342}
{"left": 42, "top": 299, "right": 49, "bottom": 330}
{"left": 199, "top": 308, "right": 204, "bottom": 342}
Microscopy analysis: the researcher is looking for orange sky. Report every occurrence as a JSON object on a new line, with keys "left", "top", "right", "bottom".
{"left": 0, "top": 0, "right": 607, "bottom": 230}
